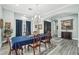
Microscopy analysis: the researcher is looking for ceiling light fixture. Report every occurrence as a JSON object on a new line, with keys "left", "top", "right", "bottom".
{"left": 34, "top": 4, "right": 40, "bottom": 20}
{"left": 33, "top": 4, "right": 41, "bottom": 33}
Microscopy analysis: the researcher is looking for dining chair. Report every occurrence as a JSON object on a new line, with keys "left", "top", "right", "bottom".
{"left": 41, "top": 31, "right": 52, "bottom": 48}
{"left": 24, "top": 35, "right": 33, "bottom": 52}
{"left": 27, "top": 34, "right": 41, "bottom": 55}
{"left": 8, "top": 38, "right": 23, "bottom": 55}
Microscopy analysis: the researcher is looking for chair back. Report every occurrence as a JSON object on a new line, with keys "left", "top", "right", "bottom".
{"left": 33, "top": 31, "right": 38, "bottom": 35}
{"left": 48, "top": 31, "right": 52, "bottom": 39}
{"left": 33, "top": 34, "right": 41, "bottom": 45}
{"left": 45, "top": 31, "right": 52, "bottom": 40}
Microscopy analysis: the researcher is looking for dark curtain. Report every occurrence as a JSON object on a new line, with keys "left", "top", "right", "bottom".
{"left": 44, "top": 21, "right": 51, "bottom": 34}
{"left": 26, "top": 21, "right": 31, "bottom": 35}
{"left": 16, "top": 20, "right": 22, "bottom": 36}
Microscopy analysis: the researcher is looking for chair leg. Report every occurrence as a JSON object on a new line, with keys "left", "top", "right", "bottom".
{"left": 8, "top": 49, "right": 11, "bottom": 55}
{"left": 16, "top": 49, "right": 21, "bottom": 55}
{"left": 48, "top": 41, "right": 51, "bottom": 48}
{"left": 21, "top": 48, "right": 23, "bottom": 55}
{"left": 24, "top": 45, "right": 26, "bottom": 52}
{"left": 39, "top": 46, "right": 41, "bottom": 53}
{"left": 45, "top": 43, "right": 47, "bottom": 48}
{"left": 33, "top": 48, "right": 35, "bottom": 55}
{"left": 27, "top": 45, "right": 30, "bottom": 51}
{"left": 15, "top": 49, "right": 18, "bottom": 55}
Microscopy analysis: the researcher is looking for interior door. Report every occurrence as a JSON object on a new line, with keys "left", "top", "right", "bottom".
{"left": 16, "top": 20, "right": 22, "bottom": 36}
{"left": 26, "top": 21, "right": 31, "bottom": 35}
{"left": 44, "top": 21, "right": 51, "bottom": 34}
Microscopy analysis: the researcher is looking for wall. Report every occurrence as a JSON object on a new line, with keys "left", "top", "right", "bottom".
{"left": 3, "top": 9, "right": 15, "bottom": 39}
{"left": 55, "top": 14, "right": 78, "bottom": 40}
{"left": 0, "top": 5, "right": 3, "bottom": 48}
{"left": 77, "top": 12, "right": 79, "bottom": 47}
{"left": 51, "top": 19, "right": 58, "bottom": 37}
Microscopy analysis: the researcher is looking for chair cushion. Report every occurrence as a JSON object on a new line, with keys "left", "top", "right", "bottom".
{"left": 41, "top": 39, "right": 49, "bottom": 43}
{"left": 29, "top": 42, "right": 40, "bottom": 48}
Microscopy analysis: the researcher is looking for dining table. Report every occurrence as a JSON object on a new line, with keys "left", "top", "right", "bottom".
{"left": 12, "top": 34, "right": 47, "bottom": 49}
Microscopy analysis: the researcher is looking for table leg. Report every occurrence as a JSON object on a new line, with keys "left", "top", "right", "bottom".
{"left": 21, "top": 48, "right": 23, "bottom": 55}
{"left": 45, "top": 43, "right": 47, "bottom": 48}
{"left": 15, "top": 49, "right": 18, "bottom": 55}
{"left": 27, "top": 45, "right": 30, "bottom": 51}
{"left": 48, "top": 40, "right": 51, "bottom": 48}
{"left": 33, "top": 48, "right": 35, "bottom": 55}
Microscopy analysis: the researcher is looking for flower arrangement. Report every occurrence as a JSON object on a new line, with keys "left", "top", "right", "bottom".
{"left": 4, "top": 29, "right": 13, "bottom": 37}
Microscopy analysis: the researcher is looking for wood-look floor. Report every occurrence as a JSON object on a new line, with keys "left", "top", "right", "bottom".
{"left": 48, "top": 39, "right": 78, "bottom": 55}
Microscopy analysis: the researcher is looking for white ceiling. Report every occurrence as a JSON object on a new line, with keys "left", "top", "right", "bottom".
{"left": 1, "top": 4, "right": 79, "bottom": 18}
{"left": 1, "top": 4, "right": 67, "bottom": 16}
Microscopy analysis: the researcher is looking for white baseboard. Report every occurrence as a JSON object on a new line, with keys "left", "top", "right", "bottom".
{"left": 58, "top": 36, "right": 61, "bottom": 38}
{"left": 0, "top": 44, "right": 1, "bottom": 48}
{"left": 72, "top": 38, "right": 78, "bottom": 40}
{"left": 58, "top": 36, "right": 78, "bottom": 40}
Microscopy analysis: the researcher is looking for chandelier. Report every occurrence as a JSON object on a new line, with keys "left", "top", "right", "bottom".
{"left": 33, "top": 4, "right": 41, "bottom": 33}
{"left": 34, "top": 4, "right": 41, "bottom": 22}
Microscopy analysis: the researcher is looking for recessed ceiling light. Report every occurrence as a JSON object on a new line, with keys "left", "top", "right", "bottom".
{"left": 36, "top": 4, "right": 40, "bottom": 6}
{"left": 28, "top": 8, "right": 32, "bottom": 11}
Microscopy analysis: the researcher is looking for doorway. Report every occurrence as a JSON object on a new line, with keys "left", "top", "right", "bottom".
{"left": 44, "top": 21, "right": 51, "bottom": 34}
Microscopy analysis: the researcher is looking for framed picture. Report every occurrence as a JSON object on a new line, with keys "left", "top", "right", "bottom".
{"left": 5, "top": 22, "right": 11, "bottom": 30}
{"left": 0, "top": 19, "right": 3, "bottom": 28}
{"left": 38, "top": 24, "right": 42, "bottom": 29}
{"left": 61, "top": 19, "right": 73, "bottom": 30}
{"left": 35, "top": 25, "right": 38, "bottom": 28}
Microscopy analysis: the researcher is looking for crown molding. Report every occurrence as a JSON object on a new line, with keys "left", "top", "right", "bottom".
{"left": 42, "top": 4, "right": 74, "bottom": 19}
